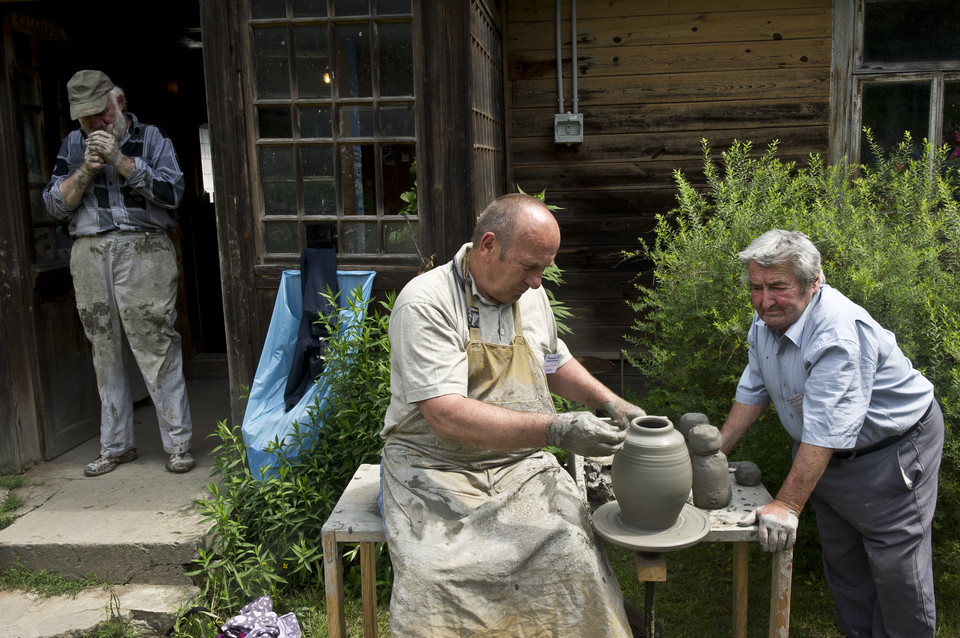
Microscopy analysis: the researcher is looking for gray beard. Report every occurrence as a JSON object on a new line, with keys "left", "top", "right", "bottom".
{"left": 112, "top": 113, "right": 129, "bottom": 142}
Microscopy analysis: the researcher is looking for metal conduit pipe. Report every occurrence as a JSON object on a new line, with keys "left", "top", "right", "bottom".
{"left": 571, "top": 0, "right": 578, "bottom": 114}
{"left": 556, "top": 0, "right": 564, "bottom": 114}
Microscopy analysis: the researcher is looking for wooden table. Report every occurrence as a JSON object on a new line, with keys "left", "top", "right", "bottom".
{"left": 321, "top": 464, "right": 793, "bottom": 638}
{"left": 321, "top": 463, "right": 384, "bottom": 638}
{"left": 628, "top": 477, "right": 793, "bottom": 638}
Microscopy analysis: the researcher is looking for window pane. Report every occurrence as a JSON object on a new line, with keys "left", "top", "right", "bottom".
{"left": 295, "top": 25, "right": 331, "bottom": 99}
{"left": 342, "top": 221, "right": 378, "bottom": 253}
{"left": 253, "top": 27, "right": 291, "bottom": 99}
{"left": 377, "top": 0, "right": 411, "bottom": 15}
{"left": 258, "top": 106, "right": 293, "bottom": 138}
{"left": 381, "top": 143, "right": 416, "bottom": 215}
{"left": 292, "top": 0, "right": 328, "bottom": 17}
{"left": 302, "top": 145, "right": 335, "bottom": 176}
{"left": 380, "top": 104, "right": 415, "bottom": 137}
{"left": 300, "top": 105, "right": 333, "bottom": 138}
{"left": 260, "top": 146, "right": 298, "bottom": 215}
{"left": 945, "top": 81, "right": 960, "bottom": 161}
{"left": 302, "top": 145, "right": 337, "bottom": 215}
{"left": 334, "top": 24, "right": 373, "bottom": 97}
{"left": 339, "top": 143, "right": 376, "bottom": 215}
{"left": 378, "top": 22, "right": 413, "bottom": 96}
{"left": 336, "top": 0, "right": 368, "bottom": 16}
{"left": 861, "top": 81, "right": 930, "bottom": 161}
{"left": 864, "top": 1, "right": 960, "bottom": 64}
{"left": 306, "top": 222, "right": 338, "bottom": 247}
{"left": 384, "top": 219, "right": 418, "bottom": 253}
{"left": 339, "top": 104, "right": 375, "bottom": 137}
{"left": 264, "top": 222, "right": 300, "bottom": 253}
{"left": 252, "top": 0, "right": 286, "bottom": 19}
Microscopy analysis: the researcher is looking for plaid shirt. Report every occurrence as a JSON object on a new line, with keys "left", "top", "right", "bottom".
{"left": 42, "top": 112, "right": 185, "bottom": 237}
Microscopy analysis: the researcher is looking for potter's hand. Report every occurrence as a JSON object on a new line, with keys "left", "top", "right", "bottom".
{"left": 86, "top": 130, "right": 123, "bottom": 166}
{"left": 82, "top": 143, "right": 104, "bottom": 174}
{"left": 737, "top": 500, "right": 799, "bottom": 552}
{"left": 548, "top": 412, "right": 627, "bottom": 457}
{"left": 601, "top": 398, "right": 646, "bottom": 429}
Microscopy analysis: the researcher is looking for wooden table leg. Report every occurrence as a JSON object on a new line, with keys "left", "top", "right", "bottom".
{"left": 732, "top": 541, "right": 749, "bottom": 638}
{"left": 360, "top": 542, "right": 379, "bottom": 637}
{"left": 768, "top": 546, "right": 793, "bottom": 638}
{"left": 323, "top": 534, "right": 347, "bottom": 638}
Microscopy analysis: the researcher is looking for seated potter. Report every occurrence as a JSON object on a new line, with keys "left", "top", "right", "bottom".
{"left": 379, "top": 193, "right": 646, "bottom": 636}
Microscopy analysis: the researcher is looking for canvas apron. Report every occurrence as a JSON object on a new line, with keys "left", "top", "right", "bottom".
{"left": 381, "top": 253, "right": 630, "bottom": 637}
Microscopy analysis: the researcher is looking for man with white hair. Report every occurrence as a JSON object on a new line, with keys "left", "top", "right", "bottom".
{"left": 720, "top": 228, "right": 943, "bottom": 637}
{"left": 42, "top": 70, "right": 194, "bottom": 476}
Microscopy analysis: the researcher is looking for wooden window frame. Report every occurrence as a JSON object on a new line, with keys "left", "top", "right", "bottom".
{"left": 831, "top": 0, "right": 960, "bottom": 165}
{"left": 243, "top": 0, "right": 422, "bottom": 270}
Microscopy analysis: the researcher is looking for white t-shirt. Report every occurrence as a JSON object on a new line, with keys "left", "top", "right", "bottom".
{"left": 381, "top": 243, "right": 572, "bottom": 437}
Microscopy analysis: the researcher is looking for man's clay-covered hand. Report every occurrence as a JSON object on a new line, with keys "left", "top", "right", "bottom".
{"left": 548, "top": 412, "right": 628, "bottom": 457}
{"left": 601, "top": 398, "right": 646, "bottom": 429}
{"left": 87, "top": 130, "right": 123, "bottom": 166}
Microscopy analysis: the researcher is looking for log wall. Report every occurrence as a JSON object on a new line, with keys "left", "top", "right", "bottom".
{"left": 504, "top": 0, "right": 833, "bottom": 389}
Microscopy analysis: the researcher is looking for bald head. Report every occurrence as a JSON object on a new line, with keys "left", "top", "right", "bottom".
{"left": 469, "top": 193, "right": 561, "bottom": 304}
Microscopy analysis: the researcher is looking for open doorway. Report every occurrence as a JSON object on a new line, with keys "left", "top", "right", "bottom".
{"left": 10, "top": 0, "right": 227, "bottom": 376}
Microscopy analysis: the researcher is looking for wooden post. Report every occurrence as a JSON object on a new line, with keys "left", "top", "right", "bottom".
{"left": 732, "top": 541, "right": 749, "bottom": 638}
{"left": 360, "top": 542, "right": 379, "bottom": 637}
{"left": 323, "top": 536, "right": 346, "bottom": 638}
{"left": 769, "top": 546, "right": 793, "bottom": 638}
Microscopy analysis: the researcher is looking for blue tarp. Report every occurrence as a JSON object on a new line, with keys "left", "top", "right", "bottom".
{"left": 241, "top": 269, "right": 376, "bottom": 478}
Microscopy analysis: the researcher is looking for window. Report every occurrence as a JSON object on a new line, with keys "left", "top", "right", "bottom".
{"left": 249, "top": 0, "right": 418, "bottom": 261}
{"left": 853, "top": 0, "right": 960, "bottom": 163}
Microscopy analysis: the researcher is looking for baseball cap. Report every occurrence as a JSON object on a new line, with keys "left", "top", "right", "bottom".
{"left": 67, "top": 70, "right": 115, "bottom": 120}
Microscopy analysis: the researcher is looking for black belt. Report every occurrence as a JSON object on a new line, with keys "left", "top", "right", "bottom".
{"left": 833, "top": 401, "right": 932, "bottom": 460}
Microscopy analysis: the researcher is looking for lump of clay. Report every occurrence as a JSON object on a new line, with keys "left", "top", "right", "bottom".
{"left": 733, "top": 461, "right": 762, "bottom": 487}
{"left": 677, "top": 412, "right": 709, "bottom": 441}
{"left": 689, "top": 424, "right": 732, "bottom": 509}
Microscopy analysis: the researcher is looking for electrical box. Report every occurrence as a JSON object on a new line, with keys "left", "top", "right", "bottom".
{"left": 554, "top": 113, "right": 584, "bottom": 144}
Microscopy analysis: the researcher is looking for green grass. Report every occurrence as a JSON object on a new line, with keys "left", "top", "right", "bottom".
{"left": 0, "top": 475, "right": 26, "bottom": 530}
{"left": 0, "top": 562, "right": 107, "bottom": 598}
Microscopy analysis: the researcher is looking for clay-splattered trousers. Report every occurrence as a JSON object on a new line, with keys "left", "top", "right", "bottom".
{"left": 70, "top": 232, "right": 192, "bottom": 457}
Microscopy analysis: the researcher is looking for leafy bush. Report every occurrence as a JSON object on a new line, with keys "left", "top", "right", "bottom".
{"left": 190, "top": 289, "right": 394, "bottom": 613}
{"left": 624, "top": 136, "right": 960, "bottom": 549}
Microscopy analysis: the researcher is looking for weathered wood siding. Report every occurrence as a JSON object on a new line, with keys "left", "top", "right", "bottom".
{"left": 504, "top": 0, "right": 832, "bottom": 372}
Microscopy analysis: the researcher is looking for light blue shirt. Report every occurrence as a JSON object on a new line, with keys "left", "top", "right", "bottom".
{"left": 735, "top": 284, "right": 933, "bottom": 450}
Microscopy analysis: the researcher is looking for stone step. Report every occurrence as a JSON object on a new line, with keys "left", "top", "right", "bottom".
{"left": 0, "top": 583, "right": 200, "bottom": 638}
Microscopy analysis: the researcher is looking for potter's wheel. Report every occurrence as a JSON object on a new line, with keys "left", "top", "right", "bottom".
{"left": 593, "top": 501, "right": 710, "bottom": 552}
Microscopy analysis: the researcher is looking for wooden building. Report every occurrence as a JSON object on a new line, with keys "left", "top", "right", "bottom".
{"left": 2, "top": 0, "right": 958, "bottom": 472}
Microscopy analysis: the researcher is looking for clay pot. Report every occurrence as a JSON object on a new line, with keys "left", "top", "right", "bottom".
{"left": 611, "top": 415, "right": 692, "bottom": 531}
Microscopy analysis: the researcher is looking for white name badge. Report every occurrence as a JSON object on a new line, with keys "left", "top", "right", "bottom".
{"left": 543, "top": 353, "right": 562, "bottom": 374}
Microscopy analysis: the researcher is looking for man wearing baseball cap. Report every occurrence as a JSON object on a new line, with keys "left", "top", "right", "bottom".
{"left": 42, "top": 70, "right": 195, "bottom": 477}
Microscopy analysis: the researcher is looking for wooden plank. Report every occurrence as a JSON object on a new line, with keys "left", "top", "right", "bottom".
{"left": 635, "top": 552, "right": 668, "bottom": 582}
{"left": 506, "top": 0, "right": 831, "bottom": 23}
{"left": 508, "top": 39, "right": 831, "bottom": 82}
{"left": 508, "top": 125, "right": 828, "bottom": 164}
{"left": 510, "top": 99, "right": 829, "bottom": 137}
{"left": 198, "top": 0, "right": 263, "bottom": 421}
{"left": 507, "top": 8, "right": 831, "bottom": 50}
{"left": 510, "top": 67, "right": 830, "bottom": 108}
{"left": 323, "top": 464, "right": 387, "bottom": 543}
{"left": 510, "top": 152, "right": 820, "bottom": 191}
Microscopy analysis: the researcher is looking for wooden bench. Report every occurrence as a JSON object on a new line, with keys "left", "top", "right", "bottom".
{"left": 321, "top": 463, "right": 793, "bottom": 638}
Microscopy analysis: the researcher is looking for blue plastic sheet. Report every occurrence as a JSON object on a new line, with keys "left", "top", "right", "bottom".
{"left": 241, "top": 269, "right": 376, "bottom": 478}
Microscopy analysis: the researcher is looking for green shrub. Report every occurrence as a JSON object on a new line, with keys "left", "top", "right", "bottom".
{"left": 189, "top": 289, "right": 394, "bottom": 613}
{"left": 624, "top": 135, "right": 960, "bottom": 551}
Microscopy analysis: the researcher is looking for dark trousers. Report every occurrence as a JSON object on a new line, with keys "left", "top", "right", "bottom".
{"left": 809, "top": 401, "right": 943, "bottom": 638}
